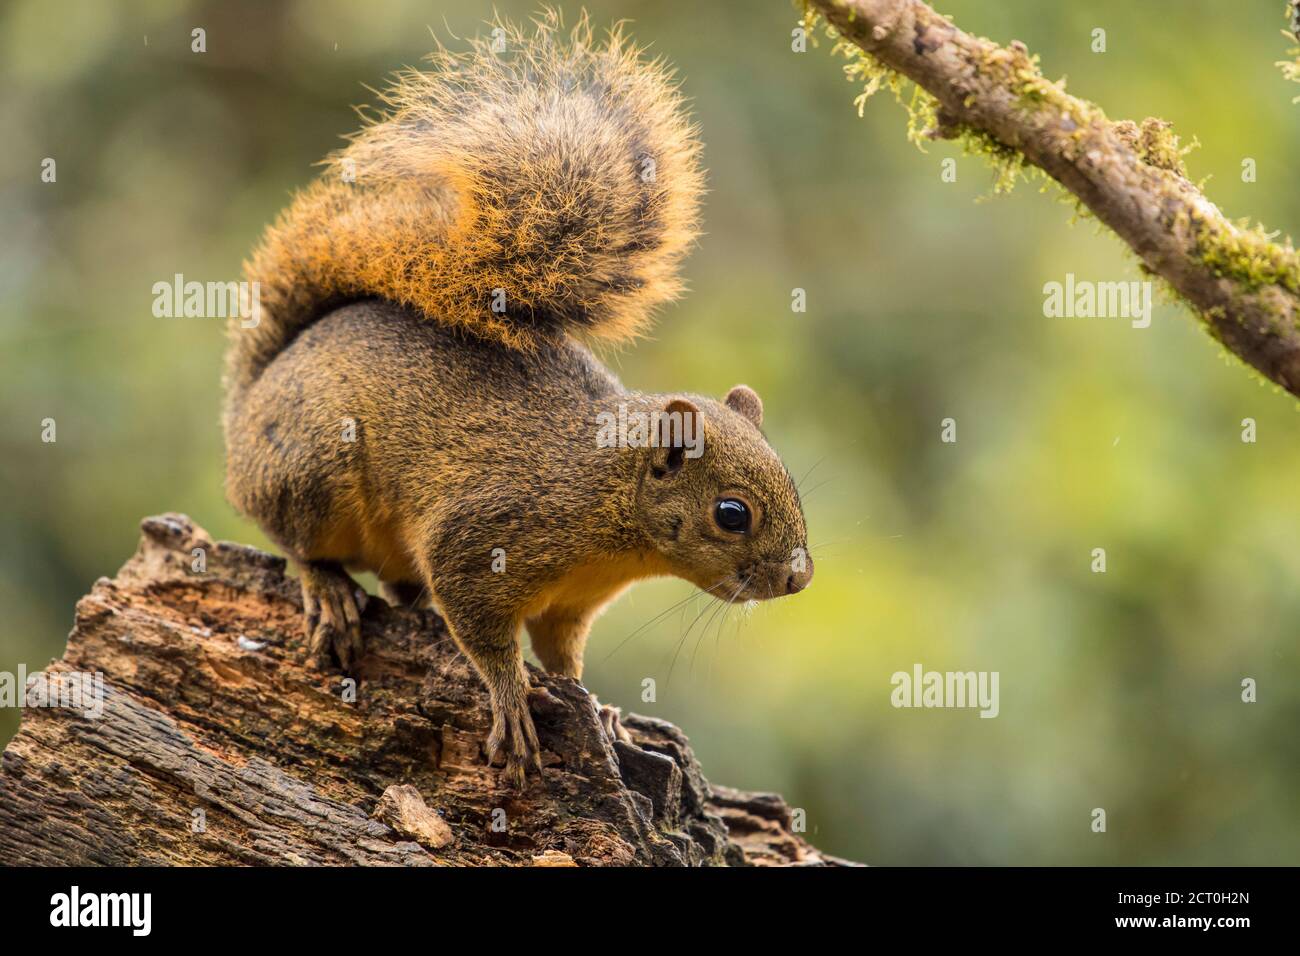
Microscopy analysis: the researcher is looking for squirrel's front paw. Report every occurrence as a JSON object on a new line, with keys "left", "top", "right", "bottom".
{"left": 300, "top": 562, "right": 365, "bottom": 672}
{"left": 592, "top": 695, "right": 633, "bottom": 745}
{"left": 486, "top": 693, "right": 543, "bottom": 790}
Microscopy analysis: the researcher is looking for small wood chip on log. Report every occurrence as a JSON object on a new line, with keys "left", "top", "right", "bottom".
{"left": 373, "top": 784, "right": 454, "bottom": 850}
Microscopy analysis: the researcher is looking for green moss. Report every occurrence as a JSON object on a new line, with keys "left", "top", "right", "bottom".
{"left": 956, "top": 126, "right": 1033, "bottom": 194}
{"left": 1185, "top": 209, "right": 1300, "bottom": 339}
{"left": 1112, "top": 118, "right": 1197, "bottom": 178}
{"left": 802, "top": 4, "right": 1293, "bottom": 289}
{"left": 800, "top": 0, "right": 1300, "bottom": 381}
{"left": 1278, "top": 39, "right": 1300, "bottom": 102}
{"left": 804, "top": 8, "right": 1103, "bottom": 198}
{"left": 1276, "top": 1, "right": 1300, "bottom": 99}
{"left": 1196, "top": 218, "right": 1300, "bottom": 297}
{"left": 829, "top": 31, "right": 939, "bottom": 150}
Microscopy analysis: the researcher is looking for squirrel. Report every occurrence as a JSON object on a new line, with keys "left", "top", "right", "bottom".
{"left": 222, "top": 13, "right": 813, "bottom": 787}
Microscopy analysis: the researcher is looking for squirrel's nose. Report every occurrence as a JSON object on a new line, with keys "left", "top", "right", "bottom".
{"left": 785, "top": 555, "right": 813, "bottom": 594}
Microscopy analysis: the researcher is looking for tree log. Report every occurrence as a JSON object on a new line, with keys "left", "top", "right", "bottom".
{"left": 0, "top": 514, "right": 853, "bottom": 867}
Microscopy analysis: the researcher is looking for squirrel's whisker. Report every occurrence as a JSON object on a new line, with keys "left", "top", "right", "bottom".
{"left": 602, "top": 578, "right": 730, "bottom": 663}
{"left": 668, "top": 589, "right": 729, "bottom": 685}
{"left": 795, "top": 455, "right": 827, "bottom": 493}
{"left": 799, "top": 477, "right": 834, "bottom": 501}
{"left": 690, "top": 590, "right": 734, "bottom": 676}
{"left": 703, "top": 576, "right": 751, "bottom": 676}
{"left": 693, "top": 575, "right": 751, "bottom": 677}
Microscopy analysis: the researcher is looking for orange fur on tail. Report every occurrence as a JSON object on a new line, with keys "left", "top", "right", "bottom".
{"left": 225, "top": 11, "right": 704, "bottom": 397}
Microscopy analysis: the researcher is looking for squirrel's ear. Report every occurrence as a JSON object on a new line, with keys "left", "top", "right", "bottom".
{"left": 724, "top": 385, "right": 763, "bottom": 429}
{"left": 651, "top": 398, "right": 702, "bottom": 478}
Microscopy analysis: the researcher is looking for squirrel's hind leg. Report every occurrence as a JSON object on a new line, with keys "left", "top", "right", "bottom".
{"left": 299, "top": 560, "right": 366, "bottom": 672}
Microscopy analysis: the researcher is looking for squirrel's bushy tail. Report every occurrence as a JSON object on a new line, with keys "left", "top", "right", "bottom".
{"left": 226, "top": 11, "right": 703, "bottom": 396}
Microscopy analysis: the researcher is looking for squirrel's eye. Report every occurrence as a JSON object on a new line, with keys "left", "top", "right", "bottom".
{"left": 714, "top": 498, "right": 751, "bottom": 534}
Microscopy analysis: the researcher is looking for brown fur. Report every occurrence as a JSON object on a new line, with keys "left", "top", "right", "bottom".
{"left": 225, "top": 11, "right": 702, "bottom": 398}
{"left": 222, "top": 15, "right": 810, "bottom": 788}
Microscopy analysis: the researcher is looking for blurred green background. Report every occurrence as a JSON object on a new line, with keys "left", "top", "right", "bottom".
{"left": 3, "top": 0, "right": 1299, "bottom": 865}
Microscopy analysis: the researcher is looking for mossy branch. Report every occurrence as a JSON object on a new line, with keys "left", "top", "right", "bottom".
{"left": 1279, "top": 0, "right": 1300, "bottom": 100}
{"left": 804, "top": 0, "right": 1300, "bottom": 398}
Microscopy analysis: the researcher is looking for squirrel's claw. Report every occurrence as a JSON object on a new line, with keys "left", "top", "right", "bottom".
{"left": 300, "top": 563, "right": 365, "bottom": 672}
{"left": 487, "top": 692, "right": 543, "bottom": 790}
{"left": 593, "top": 697, "right": 633, "bottom": 745}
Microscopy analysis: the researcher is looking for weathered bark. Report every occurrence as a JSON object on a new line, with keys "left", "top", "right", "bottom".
{"left": 0, "top": 514, "right": 852, "bottom": 867}
{"left": 807, "top": 0, "right": 1300, "bottom": 397}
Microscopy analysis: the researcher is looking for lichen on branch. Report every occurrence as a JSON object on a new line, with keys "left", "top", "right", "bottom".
{"left": 801, "top": 0, "right": 1300, "bottom": 398}
{"left": 1280, "top": 0, "right": 1300, "bottom": 100}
